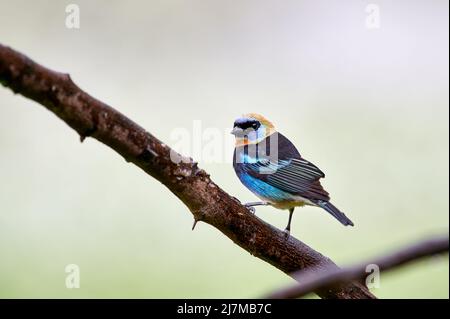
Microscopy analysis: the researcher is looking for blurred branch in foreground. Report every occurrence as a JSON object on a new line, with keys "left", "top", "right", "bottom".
{"left": 0, "top": 43, "right": 375, "bottom": 299}
{"left": 265, "top": 234, "right": 449, "bottom": 299}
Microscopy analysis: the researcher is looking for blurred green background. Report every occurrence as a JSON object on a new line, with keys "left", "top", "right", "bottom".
{"left": 0, "top": 0, "right": 448, "bottom": 298}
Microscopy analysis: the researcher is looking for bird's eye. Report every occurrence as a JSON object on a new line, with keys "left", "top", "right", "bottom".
{"left": 252, "top": 122, "right": 260, "bottom": 130}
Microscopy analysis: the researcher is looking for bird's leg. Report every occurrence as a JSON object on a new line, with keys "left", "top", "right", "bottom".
{"left": 244, "top": 201, "right": 269, "bottom": 214}
{"left": 284, "top": 208, "right": 295, "bottom": 238}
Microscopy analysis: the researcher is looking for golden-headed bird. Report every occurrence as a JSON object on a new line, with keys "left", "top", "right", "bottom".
{"left": 231, "top": 113, "right": 353, "bottom": 236}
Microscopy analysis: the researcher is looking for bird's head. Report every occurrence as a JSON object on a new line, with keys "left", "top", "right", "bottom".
{"left": 231, "top": 113, "right": 276, "bottom": 147}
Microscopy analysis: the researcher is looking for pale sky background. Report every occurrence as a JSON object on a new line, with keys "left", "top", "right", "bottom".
{"left": 0, "top": 0, "right": 448, "bottom": 298}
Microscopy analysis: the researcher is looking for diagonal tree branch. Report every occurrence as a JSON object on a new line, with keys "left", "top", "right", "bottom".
{"left": 0, "top": 43, "right": 376, "bottom": 299}
{"left": 265, "top": 235, "right": 449, "bottom": 299}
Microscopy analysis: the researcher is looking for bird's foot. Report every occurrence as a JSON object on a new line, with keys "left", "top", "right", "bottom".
{"left": 283, "top": 228, "right": 291, "bottom": 239}
{"left": 244, "top": 204, "right": 256, "bottom": 214}
{"left": 243, "top": 201, "right": 268, "bottom": 215}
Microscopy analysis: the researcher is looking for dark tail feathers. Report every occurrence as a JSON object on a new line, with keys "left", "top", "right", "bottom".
{"left": 315, "top": 200, "right": 354, "bottom": 226}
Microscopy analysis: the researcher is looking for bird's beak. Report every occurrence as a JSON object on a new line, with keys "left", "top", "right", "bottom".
{"left": 230, "top": 127, "right": 240, "bottom": 135}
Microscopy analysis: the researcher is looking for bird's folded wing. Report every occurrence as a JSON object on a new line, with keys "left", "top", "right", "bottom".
{"left": 244, "top": 158, "right": 330, "bottom": 201}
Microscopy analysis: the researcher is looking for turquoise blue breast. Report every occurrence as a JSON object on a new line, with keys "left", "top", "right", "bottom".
{"left": 238, "top": 171, "right": 294, "bottom": 202}
{"left": 234, "top": 149, "right": 295, "bottom": 202}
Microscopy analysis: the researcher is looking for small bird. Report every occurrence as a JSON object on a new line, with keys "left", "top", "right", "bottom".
{"left": 231, "top": 113, "right": 353, "bottom": 237}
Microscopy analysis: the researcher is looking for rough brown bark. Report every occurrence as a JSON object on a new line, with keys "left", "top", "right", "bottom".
{"left": 0, "top": 43, "right": 376, "bottom": 299}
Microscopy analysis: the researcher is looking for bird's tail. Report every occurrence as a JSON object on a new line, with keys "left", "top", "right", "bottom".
{"left": 315, "top": 200, "right": 354, "bottom": 226}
